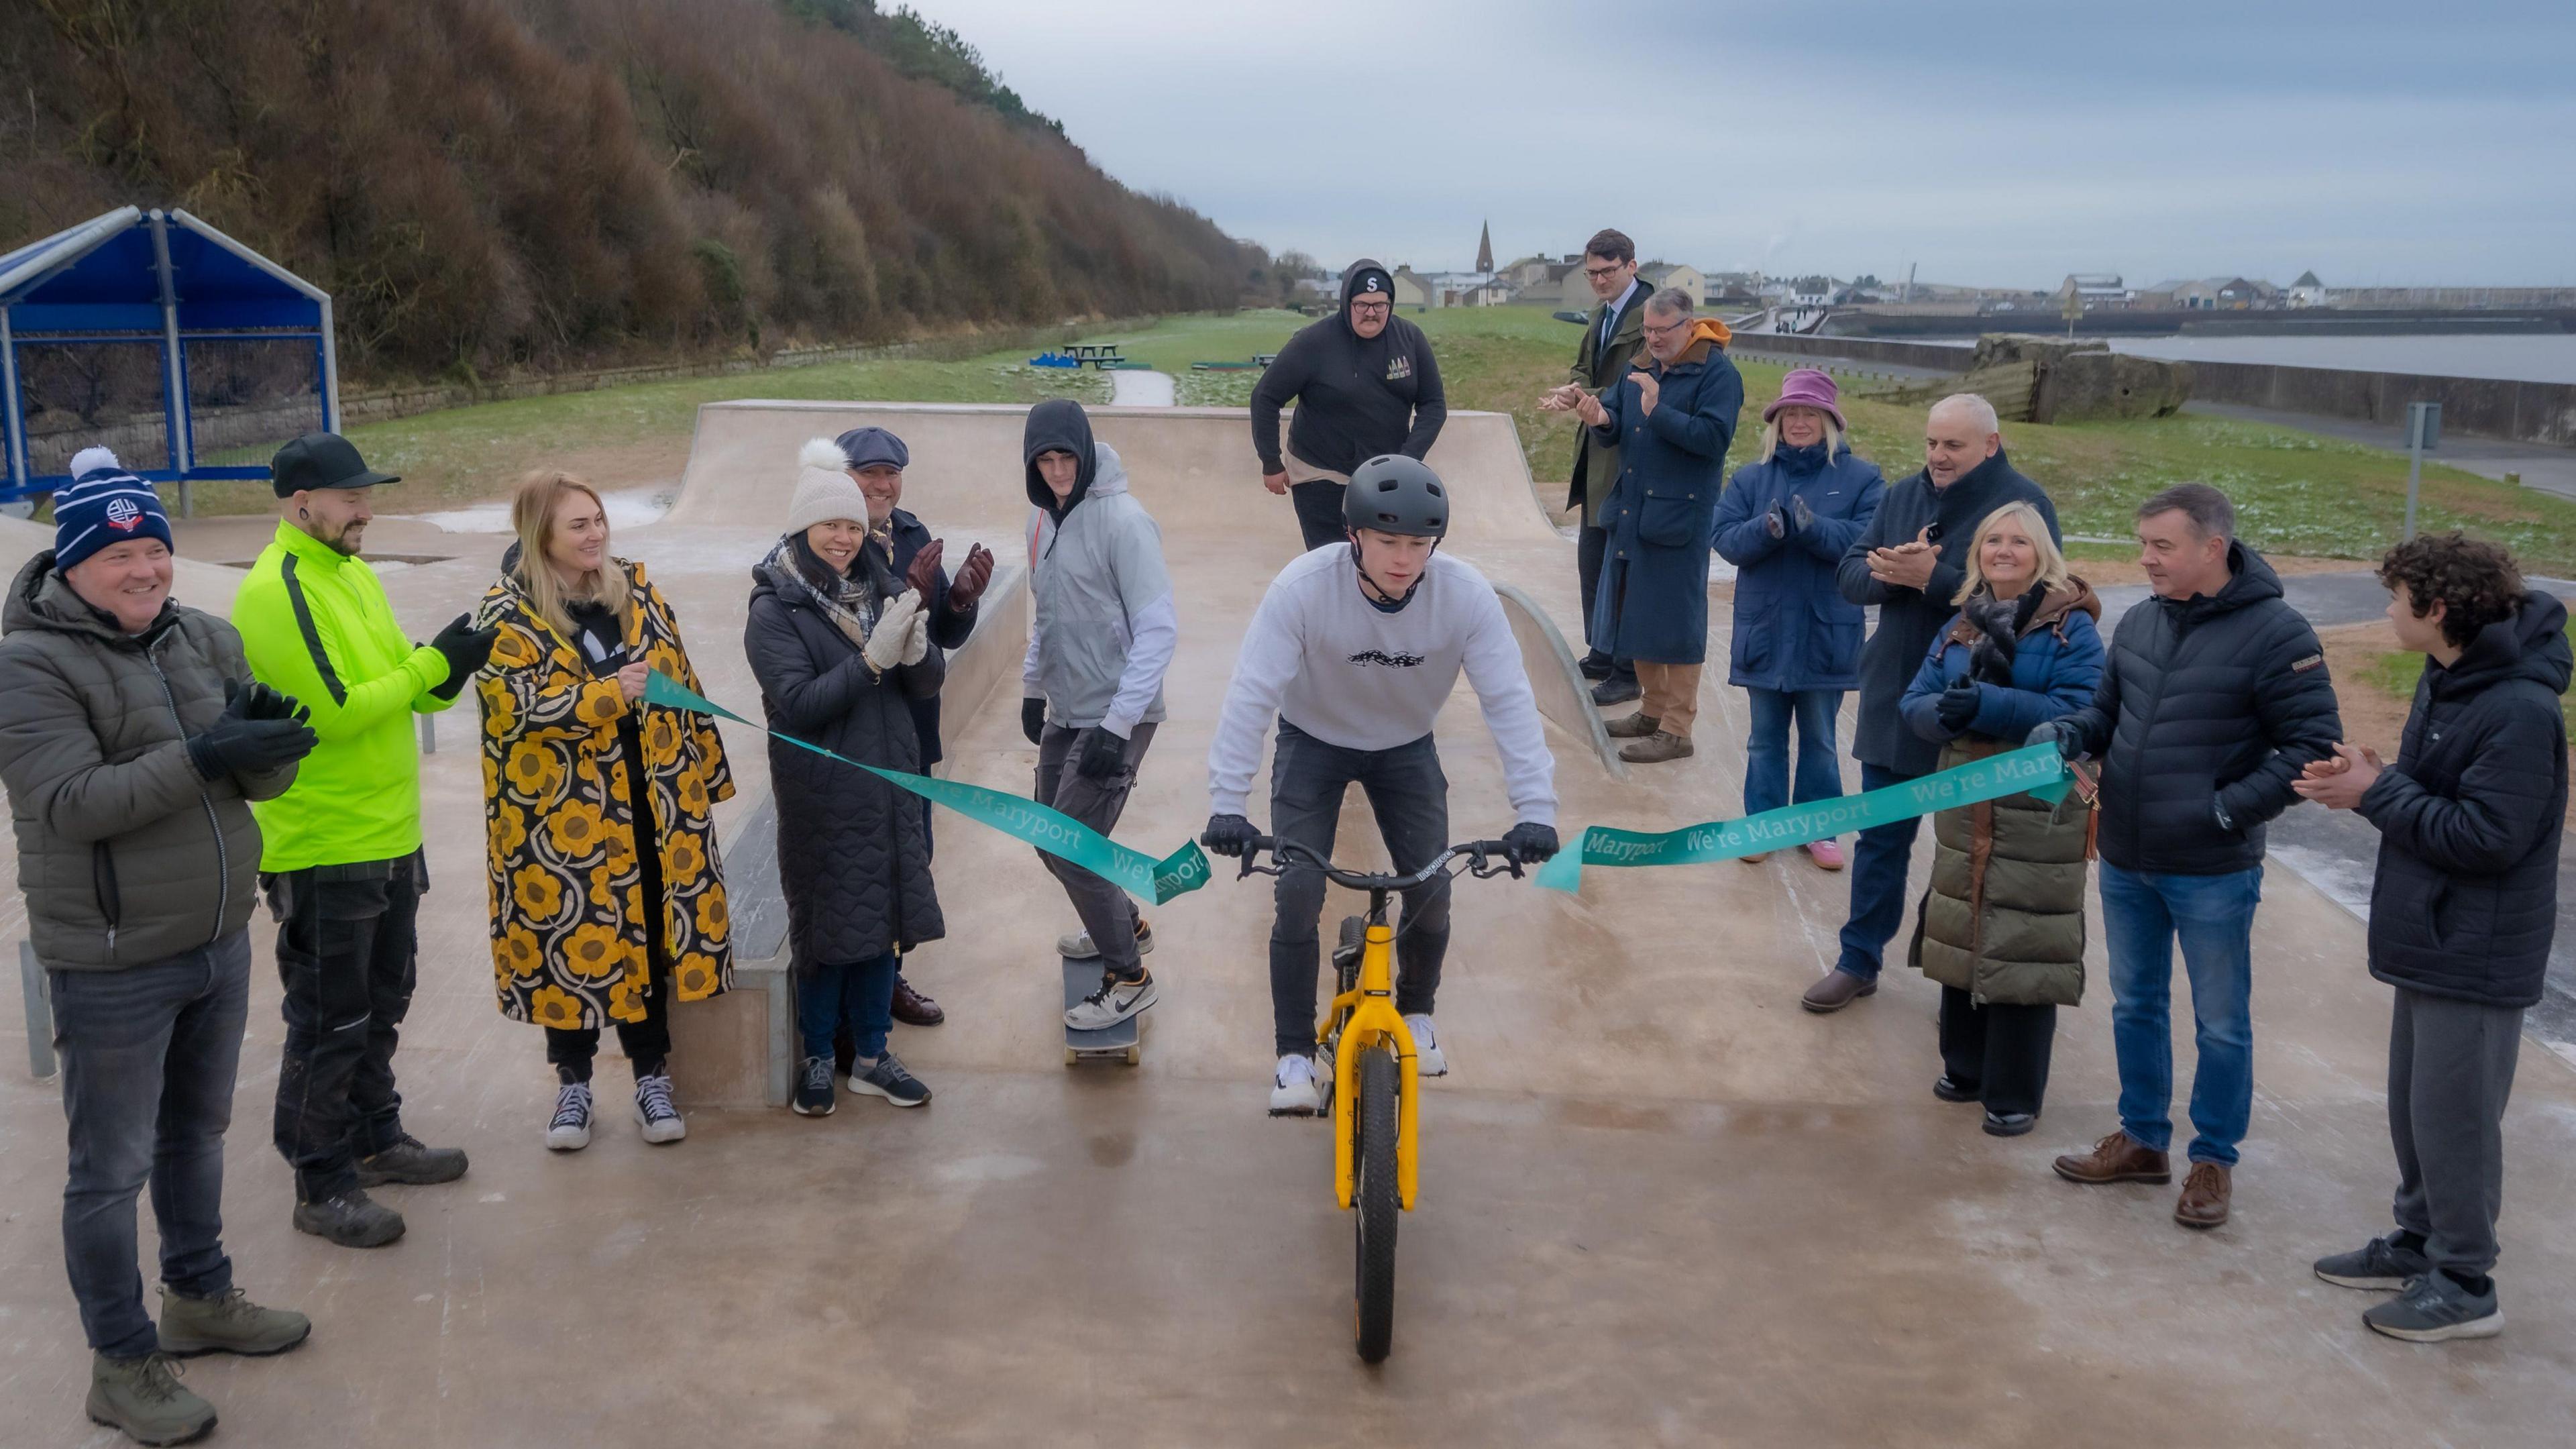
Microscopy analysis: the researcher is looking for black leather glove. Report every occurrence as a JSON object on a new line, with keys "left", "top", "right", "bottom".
{"left": 1791, "top": 494, "right": 1815, "bottom": 531}
{"left": 429, "top": 613, "right": 498, "bottom": 684}
{"left": 233, "top": 679, "right": 305, "bottom": 722}
{"left": 1502, "top": 820, "right": 1559, "bottom": 864}
{"left": 1201, "top": 813, "right": 1258, "bottom": 858}
{"left": 1764, "top": 504, "right": 1786, "bottom": 539}
{"left": 186, "top": 688, "right": 317, "bottom": 780}
{"left": 1935, "top": 681, "right": 1980, "bottom": 732}
{"left": 1022, "top": 697, "right": 1047, "bottom": 746}
{"left": 1075, "top": 725, "right": 1128, "bottom": 781}
{"left": 2026, "top": 719, "right": 2082, "bottom": 760}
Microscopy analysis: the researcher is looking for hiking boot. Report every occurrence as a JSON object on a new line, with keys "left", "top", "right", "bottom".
{"left": 353, "top": 1134, "right": 468, "bottom": 1188}
{"left": 87, "top": 1352, "right": 215, "bottom": 1446}
{"left": 1403, "top": 1013, "right": 1447, "bottom": 1077}
{"left": 1932, "top": 1074, "right": 1980, "bottom": 1103}
{"left": 1603, "top": 711, "right": 1662, "bottom": 739}
{"left": 2051, "top": 1130, "right": 2171, "bottom": 1186}
{"left": 1064, "top": 969, "right": 1159, "bottom": 1030}
{"left": 157, "top": 1286, "right": 311, "bottom": 1358}
{"left": 1591, "top": 676, "right": 1642, "bottom": 706}
{"left": 2363, "top": 1271, "right": 2502, "bottom": 1342}
{"left": 291, "top": 1189, "right": 405, "bottom": 1249}
{"left": 545, "top": 1081, "right": 594, "bottom": 1151}
{"left": 1057, "top": 916, "right": 1155, "bottom": 961}
{"left": 1983, "top": 1111, "right": 2038, "bottom": 1138}
{"left": 633, "top": 1071, "right": 686, "bottom": 1144}
{"left": 849, "top": 1051, "right": 930, "bottom": 1108}
{"left": 1269, "top": 1053, "right": 1323, "bottom": 1117}
{"left": 1804, "top": 839, "right": 1846, "bottom": 871}
{"left": 890, "top": 974, "right": 946, "bottom": 1026}
{"left": 1618, "top": 731, "right": 1695, "bottom": 764}
{"left": 792, "top": 1056, "right": 837, "bottom": 1116}
{"left": 1801, "top": 969, "right": 1876, "bottom": 1014}
{"left": 2315, "top": 1233, "right": 2432, "bottom": 1291}
{"left": 2174, "top": 1162, "right": 2233, "bottom": 1228}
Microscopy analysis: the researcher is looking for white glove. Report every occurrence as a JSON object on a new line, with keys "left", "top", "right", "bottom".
{"left": 863, "top": 590, "right": 923, "bottom": 674}
{"left": 902, "top": 596, "right": 932, "bottom": 665}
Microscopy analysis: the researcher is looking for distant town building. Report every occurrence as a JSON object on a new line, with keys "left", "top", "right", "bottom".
{"left": 2055, "top": 273, "right": 2133, "bottom": 310}
{"left": 1475, "top": 221, "right": 1494, "bottom": 274}
{"left": 2320, "top": 284, "right": 2576, "bottom": 309}
{"left": 2288, "top": 270, "right": 2327, "bottom": 307}
{"left": 1389, "top": 265, "right": 1437, "bottom": 310}
{"left": 1638, "top": 262, "right": 1705, "bottom": 307}
{"left": 2152, "top": 277, "right": 2277, "bottom": 310}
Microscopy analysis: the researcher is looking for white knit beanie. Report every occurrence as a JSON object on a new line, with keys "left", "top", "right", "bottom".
{"left": 785, "top": 437, "right": 871, "bottom": 537}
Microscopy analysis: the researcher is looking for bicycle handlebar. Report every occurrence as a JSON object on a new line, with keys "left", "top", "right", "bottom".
{"left": 1235, "top": 835, "right": 1524, "bottom": 889}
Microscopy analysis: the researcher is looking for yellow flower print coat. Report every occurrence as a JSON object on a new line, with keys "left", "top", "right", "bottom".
{"left": 474, "top": 560, "right": 735, "bottom": 1029}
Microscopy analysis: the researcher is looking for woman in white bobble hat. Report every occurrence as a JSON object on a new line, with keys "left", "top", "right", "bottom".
{"left": 743, "top": 440, "right": 947, "bottom": 1116}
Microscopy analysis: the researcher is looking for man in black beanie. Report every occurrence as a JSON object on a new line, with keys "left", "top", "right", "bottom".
{"left": 1250, "top": 259, "right": 1447, "bottom": 552}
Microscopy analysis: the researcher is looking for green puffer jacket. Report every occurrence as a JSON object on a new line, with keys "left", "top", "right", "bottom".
{"left": 0, "top": 553, "right": 296, "bottom": 970}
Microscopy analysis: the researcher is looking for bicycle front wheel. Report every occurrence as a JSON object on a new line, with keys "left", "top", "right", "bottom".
{"left": 1352, "top": 1042, "right": 1399, "bottom": 1363}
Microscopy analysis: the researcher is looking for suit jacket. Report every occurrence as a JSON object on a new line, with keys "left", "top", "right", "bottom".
{"left": 1566, "top": 280, "right": 1649, "bottom": 517}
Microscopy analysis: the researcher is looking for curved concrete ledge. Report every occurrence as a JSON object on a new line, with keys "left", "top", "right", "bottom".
{"left": 1491, "top": 579, "right": 1627, "bottom": 782}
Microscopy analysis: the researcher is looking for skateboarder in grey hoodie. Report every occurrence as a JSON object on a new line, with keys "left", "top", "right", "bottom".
{"left": 1020, "top": 399, "right": 1178, "bottom": 1029}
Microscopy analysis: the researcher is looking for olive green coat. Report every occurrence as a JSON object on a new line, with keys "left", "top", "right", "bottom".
{"left": 1565, "top": 283, "right": 1649, "bottom": 518}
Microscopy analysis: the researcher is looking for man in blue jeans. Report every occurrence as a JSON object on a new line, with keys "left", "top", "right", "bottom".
{"left": 2035, "top": 483, "right": 2339, "bottom": 1229}
{"left": 1815, "top": 396, "right": 2055, "bottom": 1011}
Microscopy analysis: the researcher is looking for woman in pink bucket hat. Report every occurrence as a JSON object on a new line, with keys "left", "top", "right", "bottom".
{"left": 1711, "top": 369, "right": 1885, "bottom": 869}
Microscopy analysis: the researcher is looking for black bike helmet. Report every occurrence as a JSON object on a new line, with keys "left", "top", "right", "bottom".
{"left": 1342, "top": 455, "right": 1449, "bottom": 538}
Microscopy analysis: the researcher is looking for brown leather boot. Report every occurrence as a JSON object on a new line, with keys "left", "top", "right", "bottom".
{"left": 890, "top": 974, "right": 945, "bottom": 1027}
{"left": 1618, "top": 731, "right": 1695, "bottom": 763}
{"left": 1603, "top": 711, "right": 1662, "bottom": 739}
{"left": 2051, "top": 1130, "right": 2171, "bottom": 1185}
{"left": 2174, "top": 1162, "right": 2232, "bottom": 1228}
{"left": 1799, "top": 969, "right": 1874, "bottom": 1013}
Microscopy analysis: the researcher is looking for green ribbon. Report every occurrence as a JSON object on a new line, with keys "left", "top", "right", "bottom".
{"left": 1535, "top": 743, "right": 2072, "bottom": 894}
{"left": 645, "top": 672, "right": 1212, "bottom": 906}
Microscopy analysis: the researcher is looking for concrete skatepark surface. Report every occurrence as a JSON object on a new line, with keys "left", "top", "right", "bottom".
{"left": 4, "top": 402, "right": 2575, "bottom": 1446}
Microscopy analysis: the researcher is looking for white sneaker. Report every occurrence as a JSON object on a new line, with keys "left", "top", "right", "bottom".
{"left": 1269, "top": 1054, "right": 1322, "bottom": 1117}
{"left": 633, "top": 1072, "right": 686, "bottom": 1144}
{"left": 1405, "top": 1014, "right": 1448, "bottom": 1077}
{"left": 1057, "top": 918, "right": 1156, "bottom": 960}
{"left": 545, "top": 1081, "right": 592, "bottom": 1151}
{"left": 1064, "top": 971, "right": 1159, "bottom": 1030}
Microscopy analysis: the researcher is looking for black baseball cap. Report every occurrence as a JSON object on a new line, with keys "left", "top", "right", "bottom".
{"left": 270, "top": 432, "right": 399, "bottom": 498}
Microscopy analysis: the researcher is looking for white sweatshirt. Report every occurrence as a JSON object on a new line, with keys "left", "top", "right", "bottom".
{"left": 1207, "top": 547, "right": 1558, "bottom": 826}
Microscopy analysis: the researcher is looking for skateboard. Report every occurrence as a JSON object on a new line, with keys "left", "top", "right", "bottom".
{"left": 1063, "top": 955, "right": 1144, "bottom": 1066}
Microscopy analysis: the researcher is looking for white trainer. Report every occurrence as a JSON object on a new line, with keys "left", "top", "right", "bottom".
{"left": 1269, "top": 1054, "right": 1323, "bottom": 1116}
{"left": 545, "top": 1081, "right": 593, "bottom": 1152}
{"left": 1405, "top": 1014, "right": 1448, "bottom": 1077}
{"left": 1063, "top": 971, "right": 1159, "bottom": 1030}
{"left": 1056, "top": 918, "right": 1156, "bottom": 960}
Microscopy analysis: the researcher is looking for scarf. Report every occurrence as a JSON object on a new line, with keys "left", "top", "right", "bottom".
{"left": 761, "top": 534, "right": 885, "bottom": 650}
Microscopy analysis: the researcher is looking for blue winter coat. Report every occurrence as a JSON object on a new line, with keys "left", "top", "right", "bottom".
{"left": 1713, "top": 443, "right": 1885, "bottom": 692}
{"left": 1899, "top": 581, "right": 2106, "bottom": 746}
{"left": 1588, "top": 326, "right": 1743, "bottom": 665}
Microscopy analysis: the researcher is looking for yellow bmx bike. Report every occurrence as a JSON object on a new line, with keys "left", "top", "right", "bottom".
{"left": 1238, "top": 835, "right": 1526, "bottom": 1363}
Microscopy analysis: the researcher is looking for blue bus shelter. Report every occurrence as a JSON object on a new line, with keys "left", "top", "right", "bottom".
{"left": 0, "top": 205, "right": 339, "bottom": 513}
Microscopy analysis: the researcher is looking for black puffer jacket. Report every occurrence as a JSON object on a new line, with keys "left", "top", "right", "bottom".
{"left": 2359, "top": 594, "right": 2571, "bottom": 1008}
{"left": 743, "top": 564, "right": 947, "bottom": 969}
{"left": 2065, "top": 543, "right": 2342, "bottom": 875}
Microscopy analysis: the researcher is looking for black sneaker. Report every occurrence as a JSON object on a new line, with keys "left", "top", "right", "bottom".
{"left": 792, "top": 1056, "right": 837, "bottom": 1117}
{"left": 354, "top": 1134, "right": 468, "bottom": 1187}
{"left": 849, "top": 1051, "right": 930, "bottom": 1108}
{"left": 1932, "top": 1074, "right": 1980, "bottom": 1103}
{"left": 1578, "top": 652, "right": 1614, "bottom": 682}
{"left": 545, "top": 1081, "right": 594, "bottom": 1151}
{"left": 1590, "top": 676, "right": 1642, "bottom": 706}
{"left": 2316, "top": 1234, "right": 2433, "bottom": 1291}
{"left": 1982, "top": 1110, "right": 2037, "bottom": 1137}
{"left": 2363, "top": 1271, "right": 2502, "bottom": 1342}
{"left": 291, "top": 1189, "right": 405, "bottom": 1249}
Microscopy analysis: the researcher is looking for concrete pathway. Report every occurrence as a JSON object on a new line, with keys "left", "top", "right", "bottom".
{"left": 2184, "top": 400, "right": 2576, "bottom": 501}
{"left": 1108, "top": 368, "right": 1175, "bottom": 407}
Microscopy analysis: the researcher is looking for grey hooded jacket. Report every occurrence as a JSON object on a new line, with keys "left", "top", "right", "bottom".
{"left": 0, "top": 551, "right": 294, "bottom": 970}
{"left": 1021, "top": 399, "right": 1176, "bottom": 736}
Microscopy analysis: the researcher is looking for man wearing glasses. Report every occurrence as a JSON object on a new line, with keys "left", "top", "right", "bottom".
{"left": 1539, "top": 228, "right": 1648, "bottom": 703}
{"left": 1251, "top": 258, "right": 1448, "bottom": 553}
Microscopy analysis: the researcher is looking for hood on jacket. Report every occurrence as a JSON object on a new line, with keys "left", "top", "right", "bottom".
{"left": 4, "top": 549, "right": 172, "bottom": 648}
{"left": 1024, "top": 398, "right": 1100, "bottom": 518}
{"left": 1337, "top": 258, "right": 1396, "bottom": 335}
{"left": 2432, "top": 590, "right": 2574, "bottom": 702}
{"left": 1632, "top": 315, "right": 1734, "bottom": 370}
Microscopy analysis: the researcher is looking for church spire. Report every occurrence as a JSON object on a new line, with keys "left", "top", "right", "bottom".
{"left": 1475, "top": 219, "right": 1493, "bottom": 274}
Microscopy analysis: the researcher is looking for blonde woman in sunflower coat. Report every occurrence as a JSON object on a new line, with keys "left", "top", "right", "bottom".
{"left": 473, "top": 472, "right": 735, "bottom": 1152}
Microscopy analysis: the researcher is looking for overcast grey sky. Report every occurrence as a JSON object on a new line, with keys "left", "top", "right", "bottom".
{"left": 922, "top": 0, "right": 2573, "bottom": 289}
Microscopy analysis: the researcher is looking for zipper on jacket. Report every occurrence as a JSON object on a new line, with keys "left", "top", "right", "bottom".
{"left": 148, "top": 636, "right": 230, "bottom": 947}
{"left": 93, "top": 841, "right": 121, "bottom": 959}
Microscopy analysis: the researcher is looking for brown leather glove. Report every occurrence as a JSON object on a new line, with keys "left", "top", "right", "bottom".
{"left": 949, "top": 543, "right": 994, "bottom": 610}
{"left": 904, "top": 538, "right": 945, "bottom": 599}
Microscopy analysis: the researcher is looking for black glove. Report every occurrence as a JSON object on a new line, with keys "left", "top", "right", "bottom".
{"left": 1022, "top": 697, "right": 1047, "bottom": 746}
{"left": 2026, "top": 719, "right": 2082, "bottom": 760}
{"left": 1790, "top": 494, "right": 1815, "bottom": 531}
{"left": 1201, "top": 813, "right": 1258, "bottom": 858}
{"left": 1502, "top": 821, "right": 1559, "bottom": 865}
{"left": 1764, "top": 504, "right": 1786, "bottom": 539}
{"left": 1075, "top": 725, "right": 1128, "bottom": 781}
{"left": 233, "top": 679, "right": 305, "bottom": 722}
{"left": 429, "top": 613, "right": 498, "bottom": 684}
{"left": 186, "top": 688, "right": 317, "bottom": 780}
{"left": 1935, "top": 681, "right": 1980, "bottom": 733}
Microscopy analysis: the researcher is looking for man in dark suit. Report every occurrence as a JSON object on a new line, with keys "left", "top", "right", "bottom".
{"left": 1540, "top": 227, "right": 1649, "bottom": 704}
